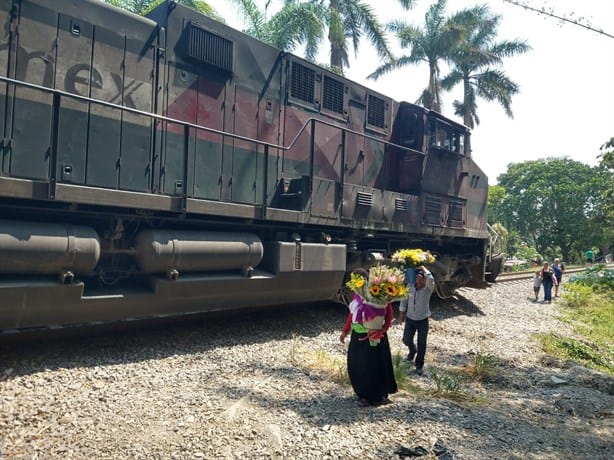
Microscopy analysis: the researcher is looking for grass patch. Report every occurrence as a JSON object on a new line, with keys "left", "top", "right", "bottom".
{"left": 427, "top": 367, "right": 490, "bottom": 404}
{"left": 463, "top": 351, "right": 500, "bottom": 382}
{"left": 298, "top": 346, "right": 423, "bottom": 393}
{"left": 390, "top": 350, "right": 422, "bottom": 393}
{"left": 538, "top": 269, "right": 614, "bottom": 375}
{"left": 429, "top": 367, "right": 463, "bottom": 394}
{"left": 301, "top": 348, "right": 349, "bottom": 385}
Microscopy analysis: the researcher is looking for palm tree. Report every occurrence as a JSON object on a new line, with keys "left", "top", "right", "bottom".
{"left": 368, "top": 0, "right": 464, "bottom": 112}
{"left": 234, "top": 0, "right": 414, "bottom": 75}
{"left": 441, "top": 6, "right": 531, "bottom": 128}
{"left": 313, "top": 0, "right": 415, "bottom": 75}
{"left": 230, "top": 0, "right": 325, "bottom": 60}
{"left": 104, "top": 0, "right": 221, "bottom": 19}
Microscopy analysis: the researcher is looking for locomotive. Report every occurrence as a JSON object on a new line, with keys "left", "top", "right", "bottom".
{"left": 0, "top": 0, "right": 500, "bottom": 331}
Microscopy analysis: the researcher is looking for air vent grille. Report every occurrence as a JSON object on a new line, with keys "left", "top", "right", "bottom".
{"left": 290, "top": 61, "right": 315, "bottom": 104}
{"left": 187, "top": 22, "right": 233, "bottom": 73}
{"left": 448, "top": 200, "right": 465, "bottom": 228}
{"left": 423, "top": 197, "right": 441, "bottom": 225}
{"left": 367, "top": 94, "right": 386, "bottom": 129}
{"left": 395, "top": 198, "right": 409, "bottom": 212}
{"left": 323, "top": 76, "right": 344, "bottom": 114}
{"left": 356, "top": 191, "right": 373, "bottom": 207}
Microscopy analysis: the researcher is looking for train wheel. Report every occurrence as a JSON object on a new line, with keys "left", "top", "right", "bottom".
{"left": 485, "top": 253, "right": 505, "bottom": 282}
{"left": 335, "top": 286, "right": 354, "bottom": 306}
{"left": 434, "top": 281, "right": 456, "bottom": 299}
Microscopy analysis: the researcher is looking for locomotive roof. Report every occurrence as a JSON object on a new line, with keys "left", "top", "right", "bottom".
{"left": 145, "top": 1, "right": 439, "bottom": 122}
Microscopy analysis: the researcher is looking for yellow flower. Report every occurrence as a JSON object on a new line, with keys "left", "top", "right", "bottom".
{"left": 385, "top": 284, "right": 398, "bottom": 296}
{"left": 391, "top": 248, "right": 435, "bottom": 267}
{"left": 345, "top": 264, "right": 407, "bottom": 304}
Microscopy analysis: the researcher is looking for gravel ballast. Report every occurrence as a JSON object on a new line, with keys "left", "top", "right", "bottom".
{"left": 1, "top": 281, "right": 613, "bottom": 459}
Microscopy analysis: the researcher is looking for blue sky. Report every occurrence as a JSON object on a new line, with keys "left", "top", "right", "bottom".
{"left": 208, "top": 0, "right": 614, "bottom": 184}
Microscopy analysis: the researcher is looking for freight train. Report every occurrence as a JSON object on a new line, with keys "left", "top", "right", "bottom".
{"left": 0, "top": 0, "right": 502, "bottom": 331}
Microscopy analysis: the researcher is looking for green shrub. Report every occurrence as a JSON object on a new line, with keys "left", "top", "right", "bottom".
{"left": 465, "top": 352, "right": 499, "bottom": 381}
{"left": 568, "top": 265, "right": 614, "bottom": 292}
{"left": 541, "top": 267, "right": 614, "bottom": 375}
{"left": 429, "top": 367, "right": 463, "bottom": 394}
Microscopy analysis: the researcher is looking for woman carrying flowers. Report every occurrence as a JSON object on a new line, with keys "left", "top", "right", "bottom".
{"left": 340, "top": 265, "right": 406, "bottom": 406}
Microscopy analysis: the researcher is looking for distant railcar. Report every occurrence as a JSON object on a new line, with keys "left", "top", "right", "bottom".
{"left": 0, "top": 0, "right": 500, "bottom": 331}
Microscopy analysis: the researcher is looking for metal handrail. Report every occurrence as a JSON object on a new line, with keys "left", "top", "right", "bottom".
{"left": 0, "top": 75, "right": 422, "bottom": 157}
{"left": 1, "top": 74, "right": 430, "bottom": 214}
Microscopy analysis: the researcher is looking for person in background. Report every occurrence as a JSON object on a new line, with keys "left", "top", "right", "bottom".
{"left": 532, "top": 270, "right": 542, "bottom": 301}
{"left": 585, "top": 248, "right": 594, "bottom": 265}
{"left": 398, "top": 266, "right": 435, "bottom": 376}
{"left": 339, "top": 269, "right": 397, "bottom": 407}
{"left": 552, "top": 258, "right": 565, "bottom": 297}
{"left": 540, "top": 261, "right": 557, "bottom": 303}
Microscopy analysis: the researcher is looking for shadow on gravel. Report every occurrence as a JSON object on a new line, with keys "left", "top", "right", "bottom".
{"left": 218, "top": 357, "right": 612, "bottom": 459}
{"left": 0, "top": 292, "right": 484, "bottom": 380}
{"left": 0, "top": 302, "right": 349, "bottom": 379}
{"left": 431, "top": 292, "right": 485, "bottom": 319}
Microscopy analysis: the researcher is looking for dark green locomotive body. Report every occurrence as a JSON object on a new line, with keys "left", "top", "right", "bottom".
{"left": 0, "top": 0, "right": 493, "bottom": 330}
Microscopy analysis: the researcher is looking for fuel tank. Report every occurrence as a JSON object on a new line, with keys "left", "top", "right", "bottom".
{"left": 135, "top": 230, "right": 264, "bottom": 274}
{"left": 0, "top": 220, "right": 101, "bottom": 275}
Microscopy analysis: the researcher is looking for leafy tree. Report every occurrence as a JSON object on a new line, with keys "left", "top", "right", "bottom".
{"left": 598, "top": 137, "right": 614, "bottom": 169}
{"left": 496, "top": 158, "right": 605, "bottom": 263}
{"left": 487, "top": 184, "right": 506, "bottom": 225}
{"left": 592, "top": 137, "right": 614, "bottom": 257}
{"left": 490, "top": 221, "right": 508, "bottom": 255}
{"left": 440, "top": 5, "right": 530, "bottom": 129}
{"left": 105, "top": 0, "right": 221, "bottom": 18}
{"left": 514, "top": 243, "right": 541, "bottom": 265}
{"left": 368, "top": 0, "right": 470, "bottom": 112}
{"left": 505, "top": 229, "right": 524, "bottom": 259}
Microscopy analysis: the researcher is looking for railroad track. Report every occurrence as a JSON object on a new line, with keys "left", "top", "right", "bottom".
{"left": 496, "top": 264, "right": 612, "bottom": 283}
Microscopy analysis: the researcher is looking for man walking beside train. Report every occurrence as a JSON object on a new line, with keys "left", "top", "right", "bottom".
{"left": 398, "top": 266, "right": 435, "bottom": 376}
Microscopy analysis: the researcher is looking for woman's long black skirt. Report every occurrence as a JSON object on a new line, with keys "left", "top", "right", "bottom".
{"left": 347, "top": 331, "right": 398, "bottom": 404}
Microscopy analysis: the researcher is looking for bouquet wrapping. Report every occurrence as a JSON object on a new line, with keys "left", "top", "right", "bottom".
{"left": 346, "top": 264, "right": 408, "bottom": 341}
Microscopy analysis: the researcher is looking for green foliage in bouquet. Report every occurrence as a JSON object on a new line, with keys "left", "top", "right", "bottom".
{"left": 391, "top": 248, "right": 436, "bottom": 268}
{"left": 345, "top": 264, "right": 408, "bottom": 305}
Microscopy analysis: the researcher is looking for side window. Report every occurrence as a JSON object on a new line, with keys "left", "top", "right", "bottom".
{"left": 428, "top": 119, "right": 437, "bottom": 147}
{"left": 458, "top": 133, "right": 465, "bottom": 155}
{"left": 427, "top": 119, "right": 467, "bottom": 155}
{"left": 400, "top": 112, "right": 419, "bottom": 149}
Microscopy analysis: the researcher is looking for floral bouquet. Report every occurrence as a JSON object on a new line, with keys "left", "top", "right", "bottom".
{"left": 346, "top": 264, "right": 407, "bottom": 306}
{"left": 345, "top": 265, "right": 407, "bottom": 341}
{"left": 391, "top": 248, "right": 435, "bottom": 268}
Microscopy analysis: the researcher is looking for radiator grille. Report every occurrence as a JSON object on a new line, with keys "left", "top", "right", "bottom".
{"left": 323, "top": 76, "right": 344, "bottom": 114}
{"left": 187, "top": 22, "right": 233, "bottom": 73}
{"left": 367, "top": 94, "right": 386, "bottom": 129}
{"left": 290, "top": 61, "right": 315, "bottom": 104}
{"left": 423, "top": 197, "right": 441, "bottom": 225}
{"left": 448, "top": 200, "right": 465, "bottom": 228}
